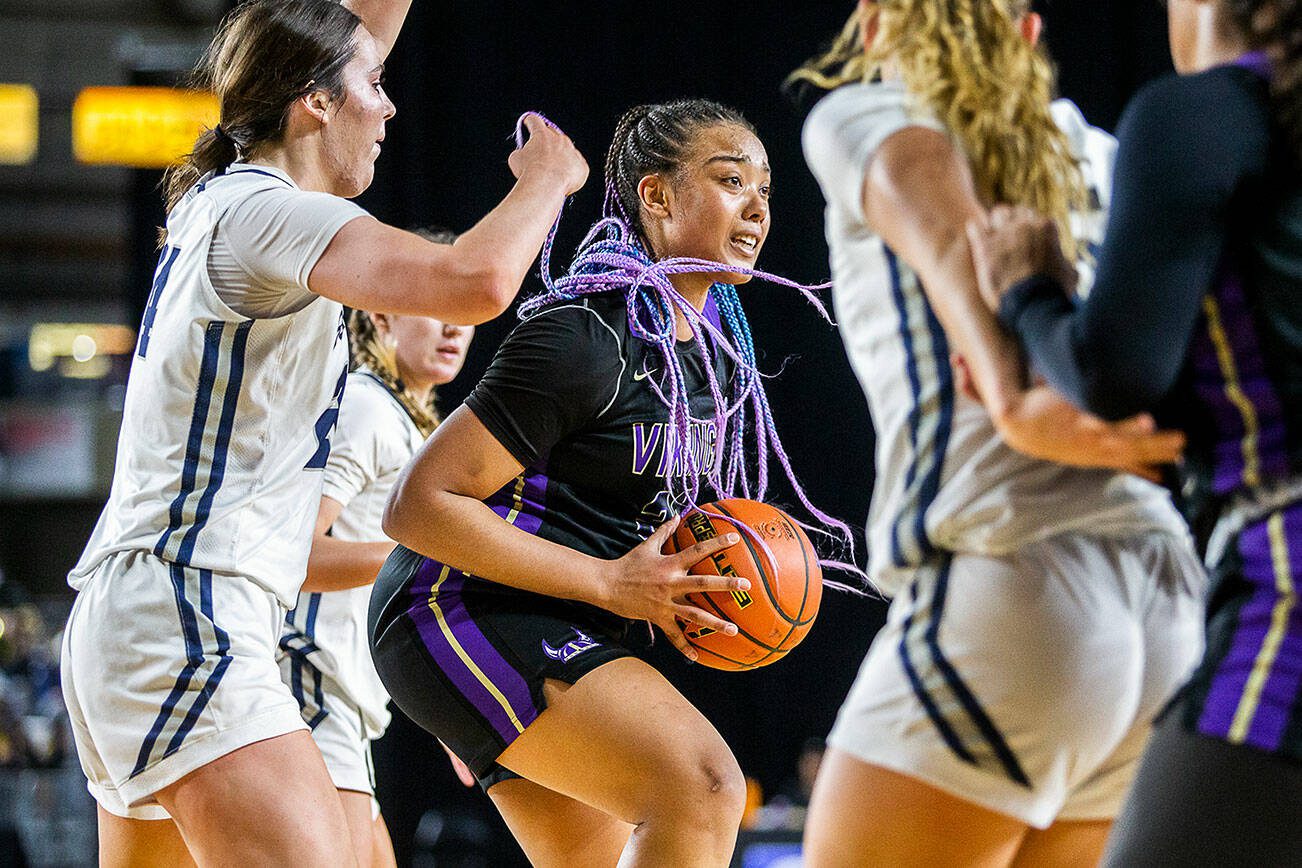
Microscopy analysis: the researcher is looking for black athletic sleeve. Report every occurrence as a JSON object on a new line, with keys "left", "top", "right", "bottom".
{"left": 998, "top": 68, "right": 1273, "bottom": 420}
{"left": 464, "top": 304, "right": 624, "bottom": 466}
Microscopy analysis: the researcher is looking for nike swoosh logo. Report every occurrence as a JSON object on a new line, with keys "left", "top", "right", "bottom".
{"left": 633, "top": 366, "right": 656, "bottom": 382}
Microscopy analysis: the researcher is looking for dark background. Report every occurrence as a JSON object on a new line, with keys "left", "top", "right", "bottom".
{"left": 1, "top": 2, "right": 1175, "bottom": 865}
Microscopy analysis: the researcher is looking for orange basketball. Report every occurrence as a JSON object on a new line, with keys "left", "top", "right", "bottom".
{"left": 664, "top": 499, "right": 822, "bottom": 671}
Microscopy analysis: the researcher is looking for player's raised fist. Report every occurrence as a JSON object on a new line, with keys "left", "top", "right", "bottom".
{"left": 509, "top": 114, "right": 589, "bottom": 195}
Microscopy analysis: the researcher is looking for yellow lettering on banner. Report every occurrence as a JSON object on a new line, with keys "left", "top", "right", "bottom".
{"left": 72, "top": 87, "right": 219, "bottom": 168}
{"left": 0, "top": 85, "right": 38, "bottom": 165}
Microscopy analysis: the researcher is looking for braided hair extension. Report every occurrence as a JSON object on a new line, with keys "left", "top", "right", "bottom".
{"left": 1225, "top": 0, "right": 1302, "bottom": 160}
{"left": 347, "top": 228, "right": 460, "bottom": 438}
{"left": 514, "top": 111, "right": 865, "bottom": 587}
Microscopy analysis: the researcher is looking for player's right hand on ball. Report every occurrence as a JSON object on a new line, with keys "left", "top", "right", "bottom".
{"left": 596, "top": 516, "right": 751, "bottom": 662}
{"left": 509, "top": 114, "right": 589, "bottom": 195}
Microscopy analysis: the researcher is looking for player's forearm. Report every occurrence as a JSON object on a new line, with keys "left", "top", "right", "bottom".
{"left": 382, "top": 489, "right": 613, "bottom": 607}
{"left": 302, "top": 535, "right": 396, "bottom": 593}
{"left": 342, "top": 0, "right": 412, "bottom": 60}
{"left": 919, "top": 234, "right": 1028, "bottom": 423}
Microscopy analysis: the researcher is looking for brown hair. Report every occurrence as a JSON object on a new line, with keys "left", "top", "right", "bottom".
{"left": 604, "top": 99, "right": 755, "bottom": 248}
{"left": 163, "top": 0, "right": 360, "bottom": 212}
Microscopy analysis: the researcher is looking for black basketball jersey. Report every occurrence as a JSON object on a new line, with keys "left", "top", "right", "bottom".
{"left": 463, "top": 290, "right": 735, "bottom": 560}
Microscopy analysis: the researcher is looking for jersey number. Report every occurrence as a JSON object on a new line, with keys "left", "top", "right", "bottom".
{"left": 136, "top": 245, "right": 182, "bottom": 358}
{"left": 306, "top": 366, "right": 349, "bottom": 469}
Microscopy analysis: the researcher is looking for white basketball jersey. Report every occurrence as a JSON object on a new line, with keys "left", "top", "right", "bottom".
{"left": 282, "top": 371, "right": 424, "bottom": 737}
{"left": 803, "top": 81, "right": 1187, "bottom": 596}
{"left": 70, "top": 165, "right": 365, "bottom": 608}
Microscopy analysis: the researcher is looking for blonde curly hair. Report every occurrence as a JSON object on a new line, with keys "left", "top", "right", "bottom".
{"left": 791, "top": 0, "right": 1087, "bottom": 257}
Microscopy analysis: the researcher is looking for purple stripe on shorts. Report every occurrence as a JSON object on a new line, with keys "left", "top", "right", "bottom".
{"left": 406, "top": 560, "right": 540, "bottom": 745}
{"left": 1190, "top": 267, "right": 1289, "bottom": 494}
{"left": 1199, "top": 505, "right": 1302, "bottom": 751}
{"left": 486, "top": 462, "right": 549, "bottom": 536}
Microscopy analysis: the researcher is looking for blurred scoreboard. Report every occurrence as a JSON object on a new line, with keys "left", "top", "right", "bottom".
{"left": 72, "top": 86, "right": 218, "bottom": 168}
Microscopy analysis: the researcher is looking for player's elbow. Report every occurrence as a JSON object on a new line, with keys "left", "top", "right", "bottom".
{"left": 442, "top": 260, "right": 518, "bottom": 325}
{"left": 381, "top": 485, "right": 412, "bottom": 545}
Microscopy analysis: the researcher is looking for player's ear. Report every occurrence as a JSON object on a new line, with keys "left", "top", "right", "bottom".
{"left": 638, "top": 174, "right": 672, "bottom": 220}
{"left": 370, "top": 312, "right": 392, "bottom": 337}
{"left": 859, "top": 0, "right": 881, "bottom": 51}
{"left": 301, "top": 85, "right": 333, "bottom": 124}
{"left": 1020, "top": 11, "right": 1043, "bottom": 46}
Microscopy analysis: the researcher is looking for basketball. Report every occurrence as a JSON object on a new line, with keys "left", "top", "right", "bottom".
{"left": 665, "top": 499, "right": 822, "bottom": 671}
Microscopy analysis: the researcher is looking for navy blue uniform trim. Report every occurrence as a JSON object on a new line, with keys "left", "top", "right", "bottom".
{"left": 130, "top": 565, "right": 235, "bottom": 778}
{"left": 897, "top": 567, "right": 978, "bottom": 766}
{"left": 154, "top": 320, "right": 252, "bottom": 563}
{"left": 282, "top": 592, "right": 329, "bottom": 729}
{"left": 903, "top": 555, "right": 1032, "bottom": 788}
{"left": 884, "top": 249, "right": 955, "bottom": 568}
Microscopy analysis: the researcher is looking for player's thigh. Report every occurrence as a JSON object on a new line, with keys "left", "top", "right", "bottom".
{"left": 370, "top": 812, "right": 396, "bottom": 868}
{"left": 803, "top": 748, "right": 1027, "bottom": 868}
{"left": 495, "top": 656, "right": 746, "bottom": 829}
{"left": 1011, "top": 819, "right": 1110, "bottom": 868}
{"left": 155, "top": 729, "right": 353, "bottom": 868}
{"left": 96, "top": 808, "right": 196, "bottom": 868}
{"left": 338, "top": 790, "right": 378, "bottom": 868}
{"left": 1104, "top": 710, "right": 1302, "bottom": 867}
{"left": 296, "top": 693, "right": 381, "bottom": 865}
{"left": 489, "top": 776, "right": 633, "bottom": 868}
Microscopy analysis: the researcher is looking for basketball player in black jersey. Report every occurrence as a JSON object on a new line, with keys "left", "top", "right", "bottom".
{"left": 370, "top": 100, "right": 781, "bottom": 867}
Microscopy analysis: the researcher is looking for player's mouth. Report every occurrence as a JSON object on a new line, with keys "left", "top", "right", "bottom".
{"left": 729, "top": 232, "right": 762, "bottom": 258}
{"left": 435, "top": 344, "right": 462, "bottom": 360}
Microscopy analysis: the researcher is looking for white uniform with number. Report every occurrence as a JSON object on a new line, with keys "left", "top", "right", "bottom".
{"left": 803, "top": 81, "right": 1205, "bottom": 827}
{"left": 279, "top": 370, "right": 421, "bottom": 796}
{"left": 61, "top": 163, "right": 367, "bottom": 818}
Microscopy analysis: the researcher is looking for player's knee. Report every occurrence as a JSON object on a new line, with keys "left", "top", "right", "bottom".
{"left": 702, "top": 752, "right": 746, "bottom": 815}
{"left": 649, "top": 748, "right": 746, "bottom": 833}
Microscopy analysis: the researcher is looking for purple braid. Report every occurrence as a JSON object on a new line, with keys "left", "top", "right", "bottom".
{"left": 514, "top": 111, "right": 865, "bottom": 589}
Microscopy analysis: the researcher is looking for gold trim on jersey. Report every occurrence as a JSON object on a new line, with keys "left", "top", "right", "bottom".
{"left": 1228, "top": 510, "right": 1297, "bottom": 743}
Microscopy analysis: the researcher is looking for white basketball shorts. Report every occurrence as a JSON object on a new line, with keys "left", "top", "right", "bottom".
{"left": 829, "top": 531, "right": 1206, "bottom": 828}
{"left": 61, "top": 550, "right": 307, "bottom": 819}
{"left": 276, "top": 648, "right": 376, "bottom": 797}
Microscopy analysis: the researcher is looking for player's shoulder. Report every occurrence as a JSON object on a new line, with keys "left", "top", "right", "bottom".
{"left": 806, "top": 80, "right": 911, "bottom": 129}
{"left": 1121, "top": 67, "right": 1272, "bottom": 172}
{"left": 519, "top": 293, "right": 628, "bottom": 349}
{"left": 342, "top": 370, "right": 407, "bottom": 425}
{"left": 1128, "top": 66, "right": 1269, "bottom": 135}
{"left": 189, "top": 163, "right": 295, "bottom": 205}
{"left": 803, "top": 80, "right": 945, "bottom": 181}
{"left": 345, "top": 369, "right": 395, "bottom": 404}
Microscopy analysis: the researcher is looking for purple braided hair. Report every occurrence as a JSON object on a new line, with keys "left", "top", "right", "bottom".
{"left": 515, "top": 113, "right": 865, "bottom": 589}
